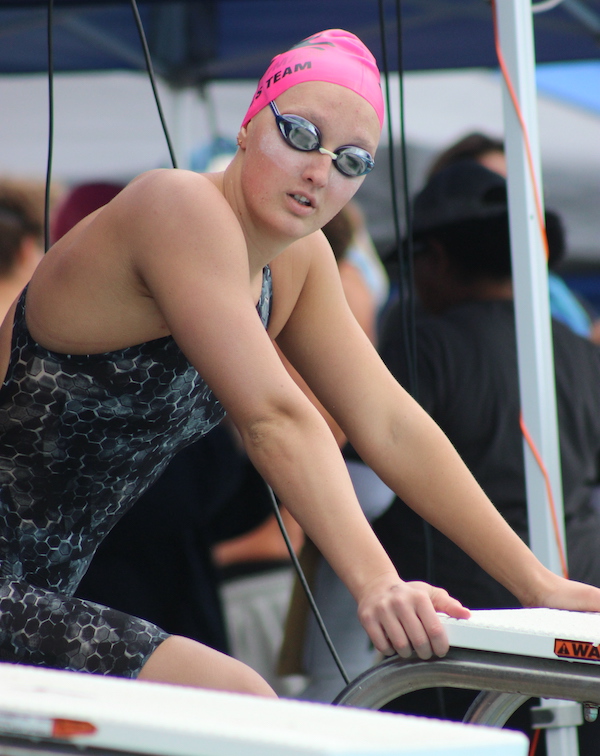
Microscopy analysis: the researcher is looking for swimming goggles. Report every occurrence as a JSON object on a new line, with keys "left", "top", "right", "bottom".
{"left": 270, "top": 101, "right": 375, "bottom": 178}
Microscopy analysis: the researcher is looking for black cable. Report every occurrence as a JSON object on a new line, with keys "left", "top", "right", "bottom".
{"left": 129, "top": 0, "right": 178, "bottom": 169}
{"left": 267, "top": 484, "right": 351, "bottom": 686}
{"left": 44, "top": 0, "right": 55, "bottom": 252}
{"left": 396, "top": 6, "right": 441, "bottom": 717}
{"left": 377, "top": 0, "right": 418, "bottom": 400}
{"left": 379, "top": 0, "right": 442, "bottom": 716}
{"left": 391, "top": 0, "right": 437, "bottom": 615}
{"left": 40, "top": 0, "right": 352, "bottom": 692}
{"left": 394, "top": 0, "right": 418, "bottom": 401}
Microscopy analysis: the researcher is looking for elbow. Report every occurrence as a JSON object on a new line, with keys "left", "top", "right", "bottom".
{"left": 235, "top": 398, "right": 326, "bottom": 463}
{"left": 242, "top": 412, "right": 282, "bottom": 450}
{"left": 237, "top": 402, "right": 298, "bottom": 454}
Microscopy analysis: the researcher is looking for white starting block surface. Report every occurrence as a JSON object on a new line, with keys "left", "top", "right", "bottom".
{"left": 0, "top": 662, "right": 528, "bottom": 756}
{"left": 441, "top": 608, "right": 600, "bottom": 664}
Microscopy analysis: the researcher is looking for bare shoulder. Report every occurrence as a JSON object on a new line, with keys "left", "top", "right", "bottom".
{"left": 117, "top": 169, "right": 243, "bottom": 247}
{"left": 117, "top": 170, "right": 250, "bottom": 289}
{"left": 124, "top": 168, "right": 227, "bottom": 206}
{"left": 24, "top": 169, "right": 247, "bottom": 354}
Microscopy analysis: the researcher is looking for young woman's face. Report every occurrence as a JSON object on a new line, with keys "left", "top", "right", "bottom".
{"left": 240, "top": 81, "right": 381, "bottom": 240}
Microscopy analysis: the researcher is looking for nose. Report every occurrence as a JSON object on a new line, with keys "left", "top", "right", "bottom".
{"left": 302, "top": 148, "right": 334, "bottom": 186}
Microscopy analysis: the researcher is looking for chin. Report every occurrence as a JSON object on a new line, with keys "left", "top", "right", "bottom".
{"left": 272, "top": 210, "right": 319, "bottom": 241}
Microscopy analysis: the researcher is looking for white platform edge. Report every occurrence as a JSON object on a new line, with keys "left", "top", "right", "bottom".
{"left": 0, "top": 662, "right": 528, "bottom": 756}
{"left": 441, "top": 608, "right": 600, "bottom": 664}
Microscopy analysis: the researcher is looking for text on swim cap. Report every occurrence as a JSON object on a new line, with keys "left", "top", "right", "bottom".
{"left": 253, "top": 62, "right": 312, "bottom": 101}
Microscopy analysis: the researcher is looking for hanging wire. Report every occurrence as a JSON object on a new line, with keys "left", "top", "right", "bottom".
{"left": 44, "top": 0, "right": 55, "bottom": 252}
{"left": 129, "top": 0, "right": 178, "bottom": 169}
{"left": 267, "top": 486, "right": 350, "bottom": 686}
{"left": 377, "top": 0, "right": 419, "bottom": 400}
{"left": 395, "top": 15, "right": 439, "bottom": 716}
{"left": 379, "top": 0, "right": 436, "bottom": 588}
{"left": 393, "top": 0, "right": 418, "bottom": 401}
{"left": 126, "top": 0, "right": 349, "bottom": 685}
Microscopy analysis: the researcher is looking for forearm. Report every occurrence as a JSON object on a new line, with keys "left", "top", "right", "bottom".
{"left": 238, "top": 404, "right": 398, "bottom": 602}
{"left": 353, "top": 395, "right": 556, "bottom": 607}
{"left": 237, "top": 399, "right": 475, "bottom": 661}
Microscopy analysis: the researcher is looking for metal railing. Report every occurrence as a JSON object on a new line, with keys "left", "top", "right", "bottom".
{"left": 333, "top": 647, "right": 600, "bottom": 727}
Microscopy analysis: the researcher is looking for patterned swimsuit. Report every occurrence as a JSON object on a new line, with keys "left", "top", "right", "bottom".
{"left": 0, "top": 267, "right": 272, "bottom": 676}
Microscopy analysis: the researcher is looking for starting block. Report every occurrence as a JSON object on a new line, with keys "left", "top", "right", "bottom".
{"left": 442, "top": 608, "right": 600, "bottom": 664}
{"left": 335, "top": 608, "right": 600, "bottom": 727}
{"left": 0, "top": 660, "right": 527, "bottom": 756}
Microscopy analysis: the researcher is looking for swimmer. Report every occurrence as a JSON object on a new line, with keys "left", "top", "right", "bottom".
{"left": 1, "top": 29, "right": 599, "bottom": 696}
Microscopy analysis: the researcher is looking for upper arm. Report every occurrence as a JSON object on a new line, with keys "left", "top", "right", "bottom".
{"left": 129, "top": 171, "right": 307, "bottom": 429}
{"left": 338, "top": 259, "right": 377, "bottom": 344}
{"left": 275, "top": 233, "right": 404, "bottom": 447}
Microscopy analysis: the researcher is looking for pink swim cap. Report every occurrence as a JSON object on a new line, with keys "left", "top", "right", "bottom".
{"left": 242, "top": 29, "right": 384, "bottom": 129}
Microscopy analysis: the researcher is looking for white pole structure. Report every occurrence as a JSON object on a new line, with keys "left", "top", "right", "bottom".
{"left": 494, "top": 2, "right": 581, "bottom": 755}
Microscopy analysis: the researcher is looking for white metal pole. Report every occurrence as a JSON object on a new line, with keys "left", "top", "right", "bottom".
{"left": 494, "top": 0, "right": 567, "bottom": 584}
{"left": 494, "top": 2, "right": 579, "bottom": 754}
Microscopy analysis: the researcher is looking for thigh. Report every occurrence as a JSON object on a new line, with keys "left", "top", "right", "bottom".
{"left": 0, "top": 579, "right": 169, "bottom": 677}
{"left": 139, "top": 635, "right": 277, "bottom": 697}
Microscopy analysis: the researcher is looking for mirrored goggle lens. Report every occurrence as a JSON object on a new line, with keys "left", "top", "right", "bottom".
{"left": 333, "top": 147, "right": 374, "bottom": 177}
{"left": 276, "top": 110, "right": 374, "bottom": 178}
{"left": 278, "top": 115, "right": 320, "bottom": 151}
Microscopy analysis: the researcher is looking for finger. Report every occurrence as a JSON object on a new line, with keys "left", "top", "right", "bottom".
{"left": 430, "top": 586, "right": 471, "bottom": 619}
{"left": 414, "top": 598, "right": 450, "bottom": 658}
{"left": 359, "top": 613, "right": 399, "bottom": 657}
{"left": 369, "top": 587, "right": 435, "bottom": 660}
{"left": 377, "top": 585, "right": 448, "bottom": 659}
{"left": 380, "top": 603, "right": 433, "bottom": 660}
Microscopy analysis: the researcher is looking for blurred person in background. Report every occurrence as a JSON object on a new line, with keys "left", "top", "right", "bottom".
{"left": 0, "top": 179, "right": 46, "bottom": 318}
{"left": 426, "top": 131, "right": 600, "bottom": 342}
{"left": 376, "top": 160, "right": 600, "bottom": 754}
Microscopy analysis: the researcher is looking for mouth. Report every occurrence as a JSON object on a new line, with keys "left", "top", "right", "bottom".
{"left": 290, "top": 193, "right": 313, "bottom": 208}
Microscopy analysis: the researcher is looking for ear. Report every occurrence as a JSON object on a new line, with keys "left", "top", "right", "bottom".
{"left": 236, "top": 126, "right": 248, "bottom": 150}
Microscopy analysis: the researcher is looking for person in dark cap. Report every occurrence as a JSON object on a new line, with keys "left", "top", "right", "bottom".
{"left": 376, "top": 160, "right": 600, "bottom": 753}
{"left": 423, "top": 131, "right": 600, "bottom": 341}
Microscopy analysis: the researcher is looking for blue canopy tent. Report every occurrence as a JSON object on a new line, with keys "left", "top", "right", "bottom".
{"left": 0, "top": 0, "right": 599, "bottom": 80}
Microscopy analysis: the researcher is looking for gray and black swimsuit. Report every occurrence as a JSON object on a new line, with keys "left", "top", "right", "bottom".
{"left": 0, "top": 267, "right": 272, "bottom": 677}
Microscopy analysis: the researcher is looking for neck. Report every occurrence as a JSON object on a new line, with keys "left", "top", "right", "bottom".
{"left": 215, "top": 156, "right": 296, "bottom": 279}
